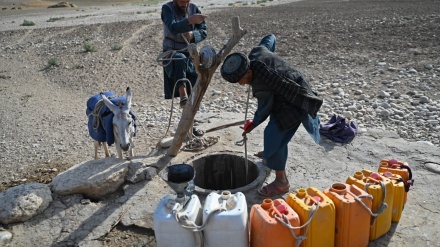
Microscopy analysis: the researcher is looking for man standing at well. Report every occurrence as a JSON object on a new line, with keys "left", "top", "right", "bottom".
{"left": 160, "top": 0, "right": 207, "bottom": 136}
{"left": 220, "top": 34, "right": 322, "bottom": 197}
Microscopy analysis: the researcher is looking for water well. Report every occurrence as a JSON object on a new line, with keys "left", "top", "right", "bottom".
{"left": 187, "top": 152, "right": 268, "bottom": 195}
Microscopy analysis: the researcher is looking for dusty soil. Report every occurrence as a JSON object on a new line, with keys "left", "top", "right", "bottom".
{"left": 1, "top": 0, "right": 439, "bottom": 246}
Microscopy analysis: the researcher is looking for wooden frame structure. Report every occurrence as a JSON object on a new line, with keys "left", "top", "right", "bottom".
{"left": 167, "top": 17, "right": 247, "bottom": 156}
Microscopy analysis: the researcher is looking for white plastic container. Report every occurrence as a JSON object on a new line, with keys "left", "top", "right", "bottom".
{"left": 202, "top": 191, "right": 249, "bottom": 247}
{"left": 154, "top": 194, "right": 203, "bottom": 247}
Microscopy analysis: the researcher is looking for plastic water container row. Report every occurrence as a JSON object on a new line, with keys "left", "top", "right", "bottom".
{"left": 153, "top": 158, "right": 414, "bottom": 247}
{"left": 251, "top": 158, "right": 414, "bottom": 247}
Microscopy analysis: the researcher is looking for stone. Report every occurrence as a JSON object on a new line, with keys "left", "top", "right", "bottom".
{"left": 0, "top": 183, "right": 52, "bottom": 224}
{"left": 51, "top": 158, "right": 129, "bottom": 200}
{"left": 0, "top": 230, "right": 13, "bottom": 245}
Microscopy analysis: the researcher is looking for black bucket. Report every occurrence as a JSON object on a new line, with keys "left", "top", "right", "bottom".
{"left": 167, "top": 163, "right": 195, "bottom": 183}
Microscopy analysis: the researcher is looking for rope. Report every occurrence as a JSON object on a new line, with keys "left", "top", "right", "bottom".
{"left": 345, "top": 184, "right": 377, "bottom": 217}
{"left": 243, "top": 84, "right": 251, "bottom": 183}
{"left": 155, "top": 34, "right": 190, "bottom": 68}
{"left": 155, "top": 77, "right": 192, "bottom": 148}
{"left": 174, "top": 205, "right": 226, "bottom": 247}
{"left": 275, "top": 202, "right": 321, "bottom": 247}
{"left": 364, "top": 181, "right": 388, "bottom": 226}
{"left": 155, "top": 35, "right": 218, "bottom": 150}
{"left": 174, "top": 213, "right": 204, "bottom": 247}
{"left": 87, "top": 96, "right": 116, "bottom": 132}
{"left": 181, "top": 136, "right": 220, "bottom": 152}
{"left": 156, "top": 47, "right": 188, "bottom": 68}
{"left": 153, "top": 75, "right": 218, "bottom": 152}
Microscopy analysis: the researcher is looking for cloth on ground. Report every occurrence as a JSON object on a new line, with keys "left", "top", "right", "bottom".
{"left": 319, "top": 114, "right": 358, "bottom": 144}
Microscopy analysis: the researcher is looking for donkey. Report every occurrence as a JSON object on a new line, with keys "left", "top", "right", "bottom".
{"left": 86, "top": 87, "right": 136, "bottom": 159}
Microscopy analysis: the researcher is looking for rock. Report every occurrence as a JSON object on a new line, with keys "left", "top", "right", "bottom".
{"left": 159, "top": 137, "right": 174, "bottom": 148}
{"left": 126, "top": 160, "right": 158, "bottom": 183}
{"left": 419, "top": 96, "right": 430, "bottom": 103}
{"left": 51, "top": 158, "right": 129, "bottom": 200}
{"left": 0, "top": 183, "right": 52, "bottom": 224}
{"left": 48, "top": 2, "right": 76, "bottom": 8}
{"left": 0, "top": 230, "right": 13, "bottom": 245}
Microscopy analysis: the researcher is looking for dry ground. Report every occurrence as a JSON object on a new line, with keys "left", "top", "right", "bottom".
{"left": 1, "top": 0, "right": 439, "bottom": 246}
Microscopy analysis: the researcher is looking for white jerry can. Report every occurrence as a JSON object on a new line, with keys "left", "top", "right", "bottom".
{"left": 154, "top": 194, "right": 203, "bottom": 247}
{"left": 203, "top": 191, "right": 249, "bottom": 247}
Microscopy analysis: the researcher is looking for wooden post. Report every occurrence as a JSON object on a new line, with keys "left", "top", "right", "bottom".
{"left": 166, "top": 17, "right": 247, "bottom": 157}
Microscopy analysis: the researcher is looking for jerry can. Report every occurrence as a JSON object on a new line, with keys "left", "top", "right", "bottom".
{"left": 346, "top": 169, "right": 394, "bottom": 241}
{"left": 380, "top": 172, "right": 405, "bottom": 222}
{"left": 286, "top": 187, "right": 336, "bottom": 247}
{"left": 323, "top": 183, "right": 372, "bottom": 247}
{"left": 250, "top": 198, "right": 301, "bottom": 247}
{"left": 202, "top": 191, "right": 249, "bottom": 247}
{"left": 154, "top": 194, "right": 203, "bottom": 247}
{"left": 378, "top": 158, "right": 414, "bottom": 204}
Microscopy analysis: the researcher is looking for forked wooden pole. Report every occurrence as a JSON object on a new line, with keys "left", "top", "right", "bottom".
{"left": 167, "top": 17, "right": 247, "bottom": 157}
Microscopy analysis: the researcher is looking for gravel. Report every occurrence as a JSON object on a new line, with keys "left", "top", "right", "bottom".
{"left": 0, "top": 0, "right": 439, "bottom": 245}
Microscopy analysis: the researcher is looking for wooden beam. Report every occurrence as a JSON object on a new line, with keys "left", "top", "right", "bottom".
{"left": 166, "top": 17, "right": 247, "bottom": 156}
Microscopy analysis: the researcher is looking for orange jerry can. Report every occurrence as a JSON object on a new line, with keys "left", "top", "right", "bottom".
{"left": 250, "top": 198, "right": 301, "bottom": 247}
{"left": 380, "top": 172, "right": 405, "bottom": 222}
{"left": 286, "top": 187, "right": 335, "bottom": 247}
{"left": 323, "top": 183, "right": 372, "bottom": 247}
{"left": 346, "top": 170, "right": 394, "bottom": 241}
{"left": 378, "top": 159, "right": 414, "bottom": 204}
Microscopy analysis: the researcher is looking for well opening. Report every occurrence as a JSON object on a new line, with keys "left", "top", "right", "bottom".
{"left": 189, "top": 153, "right": 267, "bottom": 195}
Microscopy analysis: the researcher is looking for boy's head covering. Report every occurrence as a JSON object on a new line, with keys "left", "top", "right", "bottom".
{"left": 220, "top": 52, "right": 250, "bottom": 83}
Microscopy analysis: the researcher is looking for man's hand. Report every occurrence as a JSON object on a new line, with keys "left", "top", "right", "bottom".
{"left": 182, "top": 31, "right": 194, "bottom": 42}
{"left": 240, "top": 119, "right": 254, "bottom": 136}
{"left": 188, "top": 14, "right": 207, "bottom": 25}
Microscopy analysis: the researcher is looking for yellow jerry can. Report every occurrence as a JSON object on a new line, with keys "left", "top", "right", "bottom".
{"left": 346, "top": 169, "right": 394, "bottom": 241}
{"left": 378, "top": 159, "right": 414, "bottom": 204}
{"left": 286, "top": 187, "right": 336, "bottom": 247}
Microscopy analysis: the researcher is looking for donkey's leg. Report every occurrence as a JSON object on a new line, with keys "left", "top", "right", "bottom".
{"left": 94, "top": 141, "right": 100, "bottom": 159}
{"left": 128, "top": 147, "right": 134, "bottom": 158}
{"left": 115, "top": 146, "right": 123, "bottom": 159}
{"left": 103, "top": 142, "right": 111, "bottom": 157}
{"left": 114, "top": 139, "right": 123, "bottom": 159}
{"left": 128, "top": 139, "right": 134, "bottom": 158}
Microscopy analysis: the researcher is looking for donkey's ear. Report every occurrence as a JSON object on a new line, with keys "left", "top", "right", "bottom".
{"left": 101, "top": 93, "right": 118, "bottom": 112}
{"left": 126, "top": 87, "right": 132, "bottom": 109}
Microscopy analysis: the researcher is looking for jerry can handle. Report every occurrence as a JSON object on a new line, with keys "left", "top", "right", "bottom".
{"left": 275, "top": 202, "right": 320, "bottom": 247}
{"left": 399, "top": 163, "right": 414, "bottom": 192}
{"left": 268, "top": 207, "right": 282, "bottom": 219}
{"left": 365, "top": 181, "right": 388, "bottom": 225}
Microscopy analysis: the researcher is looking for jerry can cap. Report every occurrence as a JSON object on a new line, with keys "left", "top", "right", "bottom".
{"left": 276, "top": 204, "right": 288, "bottom": 215}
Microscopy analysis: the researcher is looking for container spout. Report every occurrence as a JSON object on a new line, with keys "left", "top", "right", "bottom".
{"left": 330, "top": 183, "right": 347, "bottom": 195}
{"left": 221, "top": 191, "right": 231, "bottom": 200}
{"left": 297, "top": 188, "right": 307, "bottom": 198}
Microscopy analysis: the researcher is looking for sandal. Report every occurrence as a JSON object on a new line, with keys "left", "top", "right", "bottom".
{"left": 193, "top": 127, "right": 204, "bottom": 137}
{"left": 180, "top": 97, "right": 188, "bottom": 108}
{"left": 254, "top": 151, "right": 264, "bottom": 158}
{"left": 257, "top": 182, "right": 290, "bottom": 197}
